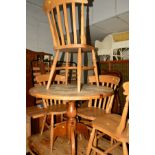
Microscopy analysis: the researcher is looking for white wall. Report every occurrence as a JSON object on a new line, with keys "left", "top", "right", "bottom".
{"left": 89, "top": 0, "right": 129, "bottom": 24}
{"left": 26, "top": 2, "right": 54, "bottom": 54}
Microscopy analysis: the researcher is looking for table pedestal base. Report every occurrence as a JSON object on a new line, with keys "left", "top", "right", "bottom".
{"left": 52, "top": 101, "right": 89, "bottom": 155}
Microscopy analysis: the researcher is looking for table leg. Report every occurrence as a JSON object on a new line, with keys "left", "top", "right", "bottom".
{"left": 66, "top": 101, "right": 76, "bottom": 155}
{"left": 52, "top": 101, "right": 89, "bottom": 154}
{"left": 26, "top": 115, "right": 31, "bottom": 153}
{"left": 26, "top": 115, "right": 31, "bottom": 137}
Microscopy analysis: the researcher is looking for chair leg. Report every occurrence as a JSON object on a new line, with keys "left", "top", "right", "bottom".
{"left": 46, "top": 50, "right": 60, "bottom": 89}
{"left": 40, "top": 115, "right": 47, "bottom": 135}
{"left": 77, "top": 48, "right": 82, "bottom": 92}
{"left": 92, "top": 132, "right": 97, "bottom": 155}
{"left": 28, "top": 149, "right": 36, "bottom": 155}
{"left": 86, "top": 128, "right": 96, "bottom": 155}
{"left": 65, "top": 51, "right": 69, "bottom": 85}
{"left": 91, "top": 49, "right": 99, "bottom": 86}
{"left": 50, "top": 114, "right": 54, "bottom": 151}
{"left": 122, "top": 142, "right": 128, "bottom": 155}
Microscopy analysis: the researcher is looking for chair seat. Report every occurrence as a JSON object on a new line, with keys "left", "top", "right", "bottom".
{"left": 92, "top": 114, "right": 129, "bottom": 142}
{"left": 26, "top": 106, "right": 48, "bottom": 119}
{"left": 27, "top": 104, "right": 67, "bottom": 119}
{"left": 46, "top": 104, "right": 67, "bottom": 115}
{"left": 77, "top": 107, "right": 106, "bottom": 121}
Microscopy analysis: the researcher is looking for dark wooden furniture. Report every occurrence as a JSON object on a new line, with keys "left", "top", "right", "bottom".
{"left": 26, "top": 49, "right": 53, "bottom": 107}
{"left": 28, "top": 84, "right": 114, "bottom": 155}
{"left": 98, "top": 60, "right": 129, "bottom": 113}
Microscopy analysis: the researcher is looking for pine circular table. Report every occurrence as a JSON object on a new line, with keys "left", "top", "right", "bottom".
{"left": 29, "top": 84, "right": 114, "bottom": 155}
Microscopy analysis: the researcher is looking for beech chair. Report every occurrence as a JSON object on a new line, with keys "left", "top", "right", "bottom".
{"left": 36, "top": 74, "right": 66, "bottom": 130}
{"left": 77, "top": 75, "right": 120, "bottom": 128}
{"left": 35, "top": 73, "right": 67, "bottom": 151}
{"left": 43, "top": 0, "right": 99, "bottom": 92}
{"left": 32, "top": 66, "right": 49, "bottom": 105}
{"left": 86, "top": 81, "right": 129, "bottom": 155}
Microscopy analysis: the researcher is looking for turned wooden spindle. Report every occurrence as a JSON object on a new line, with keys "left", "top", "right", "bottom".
{"left": 66, "top": 101, "right": 77, "bottom": 155}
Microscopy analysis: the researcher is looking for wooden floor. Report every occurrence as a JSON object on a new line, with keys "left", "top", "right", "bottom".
{"left": 28, "top": 130, "right": 122, "bottom": 155}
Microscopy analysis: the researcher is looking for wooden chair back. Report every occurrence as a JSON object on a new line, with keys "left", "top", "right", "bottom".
{"left": 43, "top": 0, "right": 88, "bottom": 48}
{"left": 88, "top": 75, "right": 120, "bottom": 113}
{"left": 32, "top": 66, "right": 50, "bottom": 86}
{"left": 36, "top": 73, "right": 66, "bottom": 85}
{"left": 32, "top": 67, "right": 41, "bottom": 87}
{"left": 36, "top": 73, "right": 66, "bottom": 107}
{"left": 32, "top": 66, "right": 49, "bottom": 104}
{"left": 116, "top": 81, "right": 129, "bottom": 135}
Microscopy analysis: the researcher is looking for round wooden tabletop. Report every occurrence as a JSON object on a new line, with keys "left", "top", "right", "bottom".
{"left": 29, "top": 84, "right": 114, "bottom": 101}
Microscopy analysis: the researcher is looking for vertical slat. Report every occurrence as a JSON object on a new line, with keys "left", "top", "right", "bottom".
{"left": 50, "top": 99, "right": 53, "bottom": 106}
{"left": 113, "top": 85, "right": 117, "bottom": 90}
{"left": 51, "top": 9, "right": 60, "bottom": 46}
{"left": 88, "top": 99, "right": 92, "bottom": 107}
{"left": 92, "top": 49, "right": 99, "bottom": 86}
{"left": 77, "top": 48, "right": 82, "bottom": 92}
{"left": 43, "top": 99, "right": 48, "bottom": 108}
{"left": 102, "top": 97, "right": 107, "bottom": 110}
{"left": 43, "top": 81, "right": 46, "bottom": 85}
{"left": 54, "top": 99, "right": 57, "bottom": 105}
{"left": 81, "top": 1, "right": 86, "bottom": 44}
{"left": 65, "top": 51, "right": 69, "bottom": 85}
{"left": 94, "top": 99, "right": 97, "bottom": 107}
{"left": 110, "top": 84, "right": 113, "bottom": 89}
{"left": 56, "top": 5, "right": 65, "bottom": 45}
{"left": 98, "top": 98, "right": 102, "bottom": 108}
{"left": 47, "top": 12, "right": 57, "bottom": 47}
{"left": 107, "top": 83, "right": 110, "bottom": 87}
{"left": 72, "top": 2, "right": 77, "bottom": 44}
{"left": 106, "top": 95, "right": 114, "bottom": 113}
{"left": 47, "top": 50, "right": 60, "bottom": 89}
{"left": 63, "top": 3, "right": 71, "bottom": 44}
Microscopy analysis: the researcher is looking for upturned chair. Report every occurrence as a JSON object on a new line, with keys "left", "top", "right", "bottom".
{"left": 77, "top": 75, "right": 120, "bottom": 128}
{"left": 86, "top": 81, "right": 129, "bottom": 155}
{"left": 43, "top": 0, "right": 99, "bottom": 92}
{"left": 35, "top": 73, "right": 67, "bottom": 151}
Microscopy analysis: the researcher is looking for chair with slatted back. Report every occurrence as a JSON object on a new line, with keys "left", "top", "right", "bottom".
{"left": 43, "top": 0, "right": 99, "bottom": 92}
{"left": 86, "top": 81, "right": 129, "bottom": 155}
{"left": 77, "top": 75, "right": 120, "bottom": 128}
{"left": 32, "top": 65, "right": 50, "bottom": 105}
{"left": 35, "top": 73, "right": 67, "bottom": 151}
